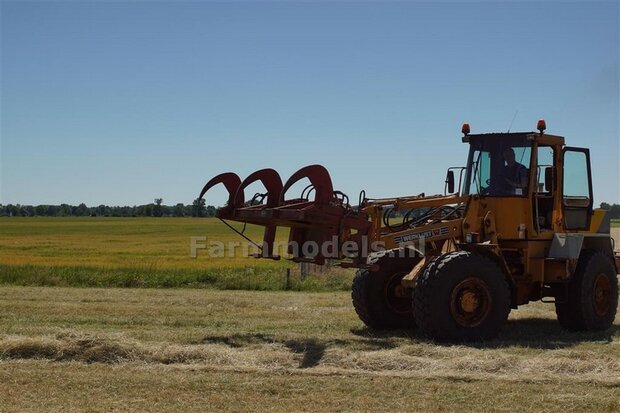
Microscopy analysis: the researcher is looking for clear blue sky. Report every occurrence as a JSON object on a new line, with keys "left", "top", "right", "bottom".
{"left": 1, "top": 1, "right": 618, "bottom": 207}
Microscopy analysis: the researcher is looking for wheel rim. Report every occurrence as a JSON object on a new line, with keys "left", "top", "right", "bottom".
{"left": 384, "top": 271, "right": 411, "bottom": 315}
{"left": 592, "top": 273, "right": 612, "bottom": 317}
{"left": 449, "top": 277, "right": 492, "bottom": 327}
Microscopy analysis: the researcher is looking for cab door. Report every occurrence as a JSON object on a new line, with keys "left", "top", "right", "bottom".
{"left": 562, "top": 147, "right": 593, "bottom": 230}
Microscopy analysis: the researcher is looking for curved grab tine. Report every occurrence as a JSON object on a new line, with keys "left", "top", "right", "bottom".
{"left": 235, "top": 168, "right": 283, "bottom": 208}
{"left": 281, "top": 164, "right": 334, "bottom": 205}
{"left": 199, "top": 172, "right": 244, "bottom": 208}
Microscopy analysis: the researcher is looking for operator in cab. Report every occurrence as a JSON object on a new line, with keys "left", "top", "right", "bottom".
{"left": 501, "top": 147, "right": 528, "bottom": 195}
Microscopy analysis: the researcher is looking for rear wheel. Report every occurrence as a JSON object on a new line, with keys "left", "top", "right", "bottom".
{"left": 555, "top": 250, "right": 618, "bottom": 331}
{"left": 352, "top": 254, "right": 418, "bottom": 330}
{"left": 413, "top": 251, "right": 511, "bottom": 341}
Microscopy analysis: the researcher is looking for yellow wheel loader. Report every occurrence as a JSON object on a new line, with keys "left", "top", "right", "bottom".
{"left": 200, "top": 119, "right": 619, "bottom": 341}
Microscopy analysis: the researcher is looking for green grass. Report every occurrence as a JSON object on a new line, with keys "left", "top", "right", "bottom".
{"left": 0, "top": 217, "right": 354, "bottom": 290}
{"left": 0, "top": 286, "right": 618, "bottom": 412}
{"left": 0, "top": 263, "right": 353, "bottom": 291}
{"left": 611, "top": 219, "right": 620, "bottom": 227}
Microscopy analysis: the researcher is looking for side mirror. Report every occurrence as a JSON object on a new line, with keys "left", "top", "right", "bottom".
{"left": 544, "top": 167, "right": 553, "bottom": 192}
{"left": 446, "top": 170, "right": 455, "bottom": 194}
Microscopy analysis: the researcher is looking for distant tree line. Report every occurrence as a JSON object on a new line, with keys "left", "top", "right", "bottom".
{"left": 0, "top": 198, "right": 217, "bottom": 217}
{"left": 600, "top": 203, "right": 620, "bottom": 220}
{"left": 1, "top": 201, "right": 619, "bottom": 219}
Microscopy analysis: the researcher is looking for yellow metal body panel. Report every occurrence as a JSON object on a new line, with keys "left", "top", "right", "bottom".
{"left": 588, "top": 208, "right": 607, "bottom": 233}
{"left": 465, "top": 197, "right": 532, "bottom": 240}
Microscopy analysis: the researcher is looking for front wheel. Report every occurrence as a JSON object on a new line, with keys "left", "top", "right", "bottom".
{"left": 413, "top": 251, "right": 511, "bottom": 341}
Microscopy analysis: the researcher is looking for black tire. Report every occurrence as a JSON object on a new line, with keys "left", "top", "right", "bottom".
{"left": 413, "top": 251, "right": 511, "bottom": 342}
{"left": 352, "top": 254, "right": 419, "bottom": 330}
{"left": 555, "top": 250, "right": 618, "bottom": 331}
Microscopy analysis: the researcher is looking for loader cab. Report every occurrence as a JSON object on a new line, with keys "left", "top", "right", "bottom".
{"left": 461, "top": 128, "right": 593, "bottom": 236}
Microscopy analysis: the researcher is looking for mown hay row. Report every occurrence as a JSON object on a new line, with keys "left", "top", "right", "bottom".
{"left": 1, "top": 332, "right": 618, "bottom": 385}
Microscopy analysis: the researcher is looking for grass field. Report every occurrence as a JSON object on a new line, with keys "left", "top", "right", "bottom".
{"left": 0, "top": 286, "right": 618, "bottom": 411}
{"left": 0, "top": 217, "right": 352, "bottom": 290}
{"left": 2, "top": 217, "right": 619, "bottom": 411}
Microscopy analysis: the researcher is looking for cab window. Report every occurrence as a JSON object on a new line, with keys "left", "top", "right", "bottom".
{"left": 464, "top": 136, "right": 532, "bottom": 197}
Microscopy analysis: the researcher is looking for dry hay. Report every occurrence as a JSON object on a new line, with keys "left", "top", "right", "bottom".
{"left": 1, "top": 331, "right": 618, "bottom": 385}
